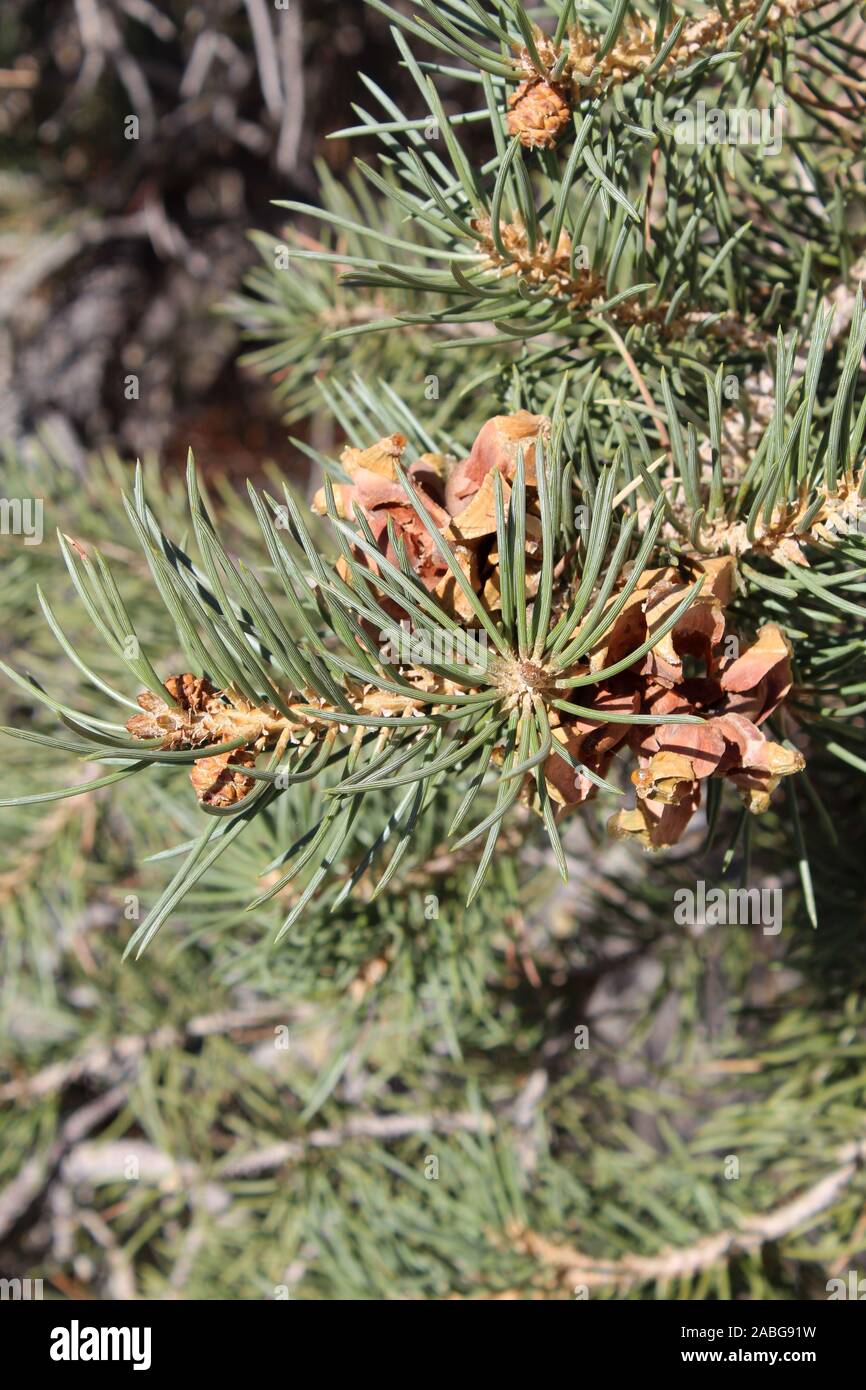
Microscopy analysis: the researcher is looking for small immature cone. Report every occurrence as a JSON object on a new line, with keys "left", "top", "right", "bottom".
{"left": 126, "top": 675, "right": 292, "bottom": 751}
{"left": 189, "top": 747, "right": 258, "bottom": 809}
{"left": 125, "top": 674, "right": 305, "bottom": 812}
{"left": 126, "top": 674, "right": 220, "bottom": 749}
{"left": 507, "top": 78, "right": 571, "bottom": 149}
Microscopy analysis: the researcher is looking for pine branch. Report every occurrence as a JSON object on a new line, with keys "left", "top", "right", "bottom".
{"left": 264, "top": 0, "right": 865, "bottom": 407}
{"left": 10, "top": 330, "right": 866, "bottom": 946}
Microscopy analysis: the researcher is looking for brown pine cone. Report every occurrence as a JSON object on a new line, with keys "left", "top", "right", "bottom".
{"left": 507, "top": 78, "right": 571, "bottom": 149}
{"left": 126, "top": 674, "right": 221, "bottom": 749}
{"left": 189, "top": 747, "right": 258, "bottom": 808}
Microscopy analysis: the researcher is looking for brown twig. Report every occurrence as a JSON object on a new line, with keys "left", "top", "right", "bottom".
{"left": 509, "top": 1128, "right": 866, "bottom": 1291}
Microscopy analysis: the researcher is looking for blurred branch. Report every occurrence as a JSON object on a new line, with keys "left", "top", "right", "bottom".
{"left": 511, "top": 1129, "right": 866, "bottom": 1291}
{"left": 0, "top": 1086, "right": 127, "bottom": 1241}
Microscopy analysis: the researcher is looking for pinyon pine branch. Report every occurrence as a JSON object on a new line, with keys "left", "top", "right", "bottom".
{"left": 6, "top": 317, "right": 866, "bottom": 950}
{"left": 275, "top": 1, "right": 863, "bottom": 365}
{"left": 5, "top": 3, "right": 866, "bottom": 956}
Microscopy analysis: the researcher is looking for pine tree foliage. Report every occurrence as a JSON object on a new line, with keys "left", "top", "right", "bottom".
{"left": 226, "top": 162, "right": 499, "bottom": 427}
{"left": 237, "top": 0, "right": 866, "bottom": 416}
{"left": 5, "top": 3, "right": 866, "bottom": 939}
{"left": 4, "top": 317, "right": 866, "bottom": 944}
{"left": 4, "top": 1, "right": 866, "bottom": 1301}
